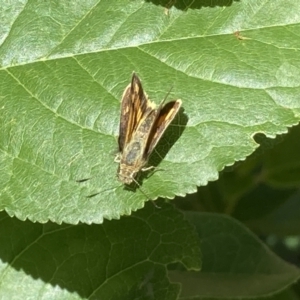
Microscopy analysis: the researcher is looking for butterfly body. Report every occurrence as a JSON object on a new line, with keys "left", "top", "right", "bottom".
{"left": 117, "top": 73, "right": 181, "bottom": 185}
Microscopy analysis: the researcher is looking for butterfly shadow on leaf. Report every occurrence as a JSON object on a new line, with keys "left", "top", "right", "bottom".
{"left": 137, "top": 106, "right": 188, "bottom": 185}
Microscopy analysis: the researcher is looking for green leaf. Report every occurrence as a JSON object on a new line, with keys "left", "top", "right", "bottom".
{"left": 263, "top": 126, "right": 300, "bottom": 188}
{"left": 169, "top": 212, "right": 300, "bottom": 299}
{"left": 1, "top": 0, "right": 300, "bottom": 223}
{"left": 230, "top": 125, "right": 300, "bottom": 234}
{"left": 246, "top": 189, "right": 300, "bottom": 236}
{"left": 0, "top": 202, "right": 201, "bottom": 299}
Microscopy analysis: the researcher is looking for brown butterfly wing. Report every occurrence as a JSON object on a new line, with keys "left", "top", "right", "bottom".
{"left": 145, "top": 99, "right": 182, "bottom": 157}
{"left": 118, "top": 73, "right": 149, "bottom": 152}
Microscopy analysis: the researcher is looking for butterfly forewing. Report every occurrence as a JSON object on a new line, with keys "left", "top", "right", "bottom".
{"left": 118, "top": 73, "right": 150, "bottom": 152}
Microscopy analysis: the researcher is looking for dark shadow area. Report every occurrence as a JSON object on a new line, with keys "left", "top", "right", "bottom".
{"left": 142, "top": 106, "right": 188, "bottom": 181}
{"left": 145, "top": 0, "right": 240, "bottom": 10}
{"left": 0, "top": 216, "right": 114, "bottom": 298}
{"left": 0, "top": 200, "right": 173, "bottom": 298}
{"left": 222, "top": 132, "right": 286, "bottom": 173}
{"left": 174, "top": 124, "right": 300, "bottom": 218}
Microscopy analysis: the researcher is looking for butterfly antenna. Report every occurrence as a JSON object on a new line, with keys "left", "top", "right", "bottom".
{"left": 159, "top": 85, "right": 174, "bottom": 106}
{"left": 130, "top": 178, "right": 160, "bottom": 207}
{"left": 130, "top": 177, "right": 152, "bottom": 200}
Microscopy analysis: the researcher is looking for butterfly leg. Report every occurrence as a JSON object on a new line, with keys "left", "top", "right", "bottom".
{"left": 141, "top": 166, "right": 165, "bottom": 174}
{"left": 114, "top": 154, "right": 121, "bottom": 163}
{"left": 141, "top": 166, "right": 156, "bottom": 172}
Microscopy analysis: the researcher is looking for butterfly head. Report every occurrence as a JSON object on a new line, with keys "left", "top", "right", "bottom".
{"left": 117, "top": 165, "right": 138, "bottom": 185}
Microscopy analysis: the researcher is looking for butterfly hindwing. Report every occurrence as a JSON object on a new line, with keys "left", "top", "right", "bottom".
{"left": 145, "top": 99, "right": 182, "bottom": 157}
